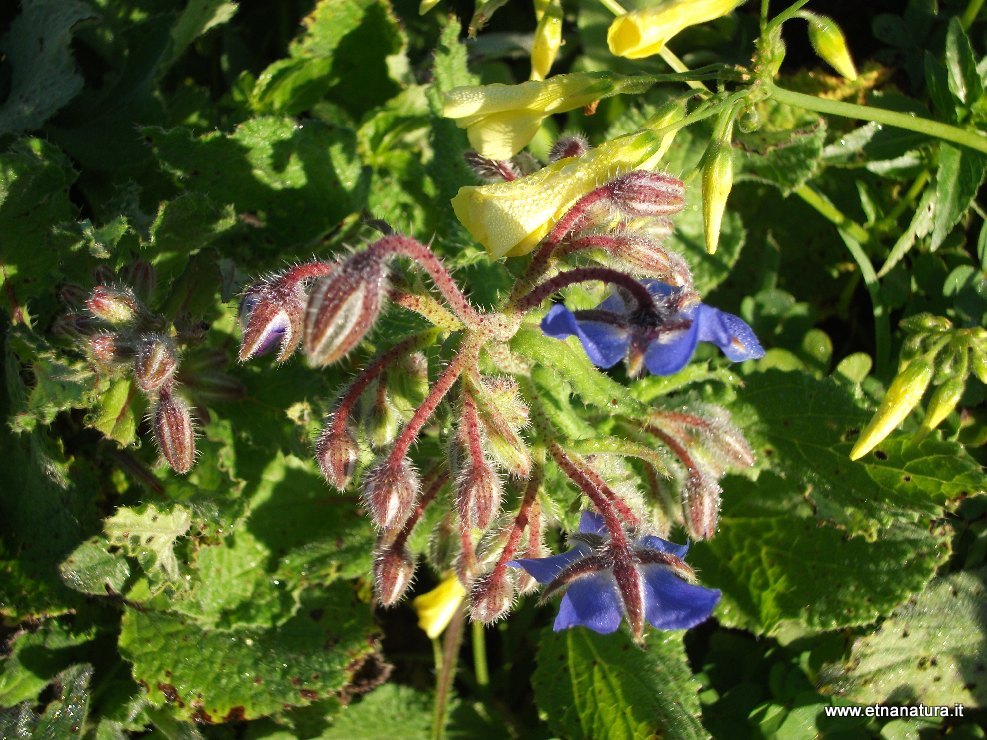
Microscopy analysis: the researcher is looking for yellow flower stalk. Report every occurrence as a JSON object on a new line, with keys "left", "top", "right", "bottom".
{"left": 412, "top": 574, "right": 466, "bottom": 639}
{"left": 451, "top": 103, "right": 684, "bottom": 258}
{"left": 607, "top": 0, "right": 743, "bottom": 60}
{"left": 850, "top": 358, "right": 934, "bottom": 461}
{"left": 531, "top": 0, "right": 564, "bottom": 81}
{"left": 443, "top": 73, "right": 645, "bottom": 160}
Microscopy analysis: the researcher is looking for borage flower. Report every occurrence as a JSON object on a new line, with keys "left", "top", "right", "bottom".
{"left": 510, "top": 511, "right": 719, "bottom": 636}
{"left": 541, "top": 279, "right": 763, "bottom": 376}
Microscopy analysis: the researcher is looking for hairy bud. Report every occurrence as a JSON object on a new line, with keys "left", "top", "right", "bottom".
{"left": 607, "top": 171, "right": 686, "bottom": 219}
{"left": 88, "top": 332, "right": 127, "bottom": 365}
{"left": 363, "top": 455, "right": 420, "bottom": 529}
{"left": 315, "top": 417, "right": 359, "bottom": 489}
{"left": 238, "top": 277, "right": 307, "bottom": 362}
{"left": 549, "top": 134, "right": 590, "bottom": 162}
{"left": 122, "top": 259, "right": 157, "bottom": 302}
{"left": 304, "top": 252, "right": 389, "bottom": 367}
{"left": 684, "top": 467, "right": 721, "bottom": 540}
{"left": 373, "top": 542, "right": 416, "bottom": 606}
{"left": 469, "top": 571, "right": 515, "bottom": 624}
{"left": 134, "top": 333, "right": 179, "bottom": 394}
{"left": 367, "top": 383, "right": 400, "bottom": 449}
{"left": 87, "top": 285, "right": 142, "bottom": 325}
{"left": 463, "top": 151, "right": 521, "bottom": 182}
{"left": 153, "top": 388, "right": 196, "bottom": 474}
{"left": 457, "top": 460, "right": 503, "bottom": 531}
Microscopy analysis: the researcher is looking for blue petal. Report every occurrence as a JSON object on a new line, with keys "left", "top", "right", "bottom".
{"left": 509, "top": 549, "right": 585, "bottom": 585}
{"left": 643, "top": 280, "right": 677, "bottom": 299}
{"left": 638, "top": 535, "right": 689, "bottom": 559}
{"left": 643, "top": 319, "right": 700, "bottom": 375}
{"left": 578, "top": 511, "right": 607, "bottom": 536}
{"left": 640, "top": 565, "right": 720, "bottom": 630}
{"left": 554, "top": 572, "right": 624, "bottom": 634}
{"left": 695, "top": 305, "right": 764, "bottom": 362}
{"left": 541, "top": 304, "right": 629, "bottom": 369}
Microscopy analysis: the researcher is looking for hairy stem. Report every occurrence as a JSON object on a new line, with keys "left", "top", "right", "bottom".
{"left": 514, "top": 266, "right": 656, "bottom": 313}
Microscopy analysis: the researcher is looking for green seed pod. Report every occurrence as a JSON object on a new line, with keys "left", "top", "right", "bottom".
{"left": 701, "top": 140, "right": 734, "bottom": 255}
{"left": 920, "top": 378, "right": 965, "bottom": 433}
{"left": 850, "top": 359, "right": 933, "bottom": 461}
{"left": 805, "top": 12, "right": 857, "bottom": 80}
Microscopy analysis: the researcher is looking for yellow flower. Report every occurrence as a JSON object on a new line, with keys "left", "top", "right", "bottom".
{"left": 531, "top": 0, "right": 564, "bottom": 81}
{"left": 443, "top": 73, "right": 625, "bottom": 160}
{"left": 805, "top": 13, "right": 858, "bottom": 81}
{"left": 850, "top": 359, "right": 933, "bottom": 461}
{"left": 452, "top": 103, "right": 684, "bottom": 258}
{"left": 412, "top": 574, "right": 466, "bottom": 639}
{"left": 607, "top": 0, "right": 743, "bottom": 60}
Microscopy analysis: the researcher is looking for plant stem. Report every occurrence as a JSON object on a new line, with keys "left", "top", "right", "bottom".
{"left": 884, "top": 170, "right": 931, "bottom": 225}
{"left": 514, "top": 265, "right": 657, "bottom": 313}
{"left": 597, "top": 0, "right": 626, "bottom": 16}
{"left": 432, "top": 607, "right": 465, "bottom": 740}
{"left": 794, "top": 184, "right": 870, "bottom": 245}
{"left": 472, "top": 621, "right": 490, "bottom": 689}
{"left": 659, "top": 47, "right": 711, "bottom": 93}
{"left": 962, "top": 0, "right": 985, "bottom": 29}
{"left": 769, "top": 83, "right": 987, "bottom": 156}
{"left": 767, "top": 0, "right": 812, "bottom": 30}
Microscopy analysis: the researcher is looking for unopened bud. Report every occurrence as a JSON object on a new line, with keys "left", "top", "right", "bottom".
{"left": 92, "top": 265, "right": 116, "bottom": 285}
{"left": 53, "top": 312, "right": 95, "bottom": 342}
{"left": 373, "top": 543, "right": 416, "bottom": 606}
{"left": 363, "top": 455, "right": 420, "bottom": 529}
{"left": 59, "top": 283, "right": 88, "bottom": 309}
{"left": 702, "top": 140, "right": 734, "bottom": 255}
{"left": 390, "top": 352, "right": 429, "bottom": 406}
{"left": 805, "top": 12, "right": 857, "bottom": 81}
{"left": 971, "top": 347, "right": 987, "bottom": 385}
{"left": 153, "top": 388, "right": 196, "bottom": 474}
{"left": 607, "top": 171, "right": 686, "bottom": 219}
{"left": 304, "top": 252, "right": 389, "bottom": 367}
{"left": 134, "top": 334, "right": 179, "bottom": 394}
{"left": 920, "top": 378, "right": 965, "bottom": 432}
{"left": 683, "top": 469, "right": 721, "bottom": 541}
{"left": 238, "top": 279, "right": 306, "bottom": 362}
{"left": 899, "top": 313, "right": 952, "bottom": 334}
{"left": 122, "top": 260, "right": 157, "bottom": 302}
{"left": 315, "top": 417, "right": 359, "bottom": 489}
{"left": 457, "top": 461, "right": 503, "bottom": 530}
{"left": 469, "top": 571, "right": 515, "bottom": 623}
{"left": 850, "top": 358, "right": 934, "bottom": 461}
{"left": 549, "top": 134, "right": 590, "bottom": 162}
{"left": 367, "top": 385, "right": 400, "bottom": 449}
{"left": 88, "top": 332, "right": 125, "bottom": 365}
{"left": 87, "top": 286, "right": 141, "bottom": 325}
{"left": 463, "top": 151, "right": 521, "bottom": 182}
{"left": 530, "top": 0, "right": 563, "bottom": 81}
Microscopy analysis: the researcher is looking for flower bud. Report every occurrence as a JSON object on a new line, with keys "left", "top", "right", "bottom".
{"left": 373, "top": 542, "right": 416, "bottom": 606}
{"left": 53, "top": 312, "right": 96, "bottom": 343}
{"left": 805, "top": 12, "right": 857, "bottom": 81}
{"left": 134, "top": 333, "right": 179, "bottom": 394}
{"left": 315, "top": 417, "right": 359, "bottom": 490}
{"left": 468, "top": 570, "right": 515, "bottom": 623}
{"left": 701, "top": 140, "right": 734, "bottom": 255}
{"left": 87, "top": 285, "right": 141, "bottom": 325}
{"left": 850, "top": 359, "right": 934, "bottom": 461}
{"left": 59, "top": 283, "right": 88, "bottom": 309}
{"left": 367, "top": 384, "right": 400, "bottom": 449}
{"left": 92, "top": 265, "right": 116, "bottom": 286}
{"left": 684, "top": 469, "right": 721, "bottom": 541}
{"left": 304, "top": 252, "right": 389, "bottom": 367}
{"left": 607, "top": 171, "right": 686, "bottom": 219}
{"left": 607, "top": 0, "right": 743, "bottom": 59}
{"left": 549, "top": 134, "right": 590, "bottom": 162}
{"left": 899, "top": 313, "right": 952, "bottom": 334}
{"left": 457, "top": 460, "right": 503, "bottom": 530}
{"left": 920, "top": 378, "right": 965, "bottom": 433}
{"left": 389, "top": 352, "right": 429, "bottom": 407}
{"left": 363, "top": 455, "right": 420, "bottom": 529}
{"left": 122, "top": 259, "right": 157, "bottom": 302}
{"left": 88, "top": 332, "right": 127, "bottom": 365}
{"left": 463, "top": 151, "right": 521, "bottom": 183}
{"left": 530, "top": 0, "right": 563, "bottom": 81}
{"left": 153, "top": 388, "right": 196, "bottom": 474}
{"left": 238, "top": 278, "right": 307, "bottom": 362}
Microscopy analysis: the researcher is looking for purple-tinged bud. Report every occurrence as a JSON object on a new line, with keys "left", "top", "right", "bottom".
{"left": 92, "top": 265, "right": 116, "bottom": 285}
{"left": 468, "top": 571, "right": 515, "bottom": 623}
{"left": 153, "top": 388, "right": 196, "bottom": 474}
{"left": 463, "top": 151, "right": 520, "bottom": 182}
{"left": 315, "top": 416, "right": 359, "bottom": 490}
{"left": 123, "top": 259, "right": 157, "bottom": 302}
{"left": 134, "top": 333, "right": 179, "bottom": 394}
{"left": 373, "top": 542, "right": 416, "bottom": 606}
{"left": 89, "top": 333, "right": 122, "bottom": 364}
{"left": 87, "top": 285, "right": 142, "bottom": 326}
{"left": 304, "top": 252, "right": 390, "bottom": 367}
{"left": 612, "top": 554, "right": 646, "bottom": 640}
{"left": 457, "top": 460, "right": 503, "bottom": 531}
{"left": 549, "top": 134, "right": 590, "bottom": 162}
{"left": 238, "top": 278, "right": 307, "bottom": 362}
{"left": 363, "top": 455, "right": 419, "bottom": 529}
{"left": 53, "top": 312, "right": 95, "bottom": 343}
{"left": 684, "top": 468, "right": 721, "bottom": 541}
{"left": 606, "top": 171, "right": 686, "bottom": 219}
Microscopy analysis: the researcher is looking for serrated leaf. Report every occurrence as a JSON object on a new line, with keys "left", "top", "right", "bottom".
{"left": 148, "top": 117, "right": 368, "bottom": 249}
{"left": 33, "top": 664, "right": 93, "bottom": 737}
{"left": 119, "top": 583, "right": 378, "bottom": 722}
{"left": 689, "top": 473, "right": 948, "bottom": 636}
{"left": 104, "top": 503, "right": 192, "bottom": 580}
{"left": 59, "top": 538, "right": 131, "bottom": 596}
{"left": 324, "top": 684, "right": 432, "bottom": 738}
{"left": 930, "top": 143, "right": 987, "bottom": 251}
{"left": 735, "top": 122, "right": 827, "bottom": 195}
{"left": 820, "top": 566, "right": 987, "bottom": 707}
{"left": 532, "top": 629, "right": 706, "bottom": 740}
{"left": 0, "top": 0, "right": 96, "bottom": 134}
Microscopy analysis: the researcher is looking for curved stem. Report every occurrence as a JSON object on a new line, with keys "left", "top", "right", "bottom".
{"left": 769, "top": 83, "right": 987, "bottom": 156}
{"left": 962, "top": 0, "right": 985, "bottom": 29}
{"left": 794, "top": 184, "right": 871, "bottom": 245}
{"left": 514, "top": 266, "right": 655, "bottom": 313}
{"left": 767, "top": 0, "right": 812, "bottom": 31}
{"left": 659, "top": 47, "right": 712, "bottom": 93}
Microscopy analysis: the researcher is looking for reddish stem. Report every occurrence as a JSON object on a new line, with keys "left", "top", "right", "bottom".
{"left": 282, "top": 261, "right": 335, "bottom": 284}
{"left": 568, "top": 455, "right": 640, "bottom": 528}
{"left": 490, "top": 468, "right": 544, "bottom": 577}
{"left": 513, "top": 266, "right": 656, "bottom": 314}
{"left": 549, "top": 444, "right": 631, "bottom": 550}
{"left": 391, "top": 470, "right": 448, "bottom": 550}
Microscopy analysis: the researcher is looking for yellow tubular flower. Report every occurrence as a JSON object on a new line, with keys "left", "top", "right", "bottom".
{"left": 531, "top": 0, "right": 564, "bottom": 81}
{"left": 412, "top": 574, "right": 466, "bottom": 639}
{"left": 805, "top": 13, "right": 858, "bottom": 81}
{"left": 443, "top": 73, "right": 630, "bottom": 160}
{"left": 850, "top": 359, "right": 934, "bottom": 461}
{"left": 607, "top": 0, "right": 743, "bottom": 60}
{"left": 452, "top": 103, "right": 685, "bottom": 258}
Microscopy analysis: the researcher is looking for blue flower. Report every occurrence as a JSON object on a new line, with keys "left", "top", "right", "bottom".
{"left": 510, "top": 511, "right": 720, "bottom": 636}
{"left": 540, "top": 280, "right": 763, "bottom": 376}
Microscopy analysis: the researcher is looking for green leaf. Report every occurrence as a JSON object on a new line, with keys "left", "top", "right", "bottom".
{"left": 0, "top": 621, "right": 97, "bottom": 707}
{"left": 735, "top": 122, "right": 827, "bottom": 195}
{"left": 119, "top": 583, "right": 378, "bottom": 722}
{"left": 104, "top": 503, "right": 192, "bottom": 581}
{"left": 148, "top": 117, "right": 368, "bottom": 249}
{"left": 33, "top": 664, "right": 93, "bottom": 737}
{"left": 324, "top": 684, "right": 432, "bottom": 738}
{"left": 820, "top": 566, "right": 987, "bottom": 707}
{"left": 945, "top": 18, "right": 983, "bottom": 108}
{"left": 0, "top": 0, "right": 96, "bottom": 134}
{"left": 689, "top": 473, "right": 949, "bottom": 636}
{"left": 532, "top": 629, "right": 706, "bottom": 740}
{"left": 165, "top": 0, "right": 238, "bottom": 73}
{"left": 59, "top": 538, "right": 131, "bottom": 596}
{"left": 89, "top": 377, "right": 141, "bottom": 448}
{"left": 930, "top": 143, "right": 987, "bottom": 251}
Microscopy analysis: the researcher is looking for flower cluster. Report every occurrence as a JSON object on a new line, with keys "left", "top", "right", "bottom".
{"left": 236, "top": 131, "right": 763, "bottom": 639}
